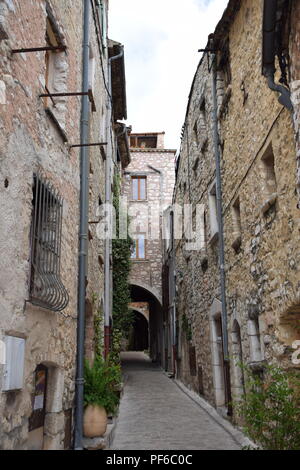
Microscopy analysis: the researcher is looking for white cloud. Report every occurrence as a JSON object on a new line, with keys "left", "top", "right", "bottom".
{"left": 108, "top": 0, "right": 228, "bottom": 149}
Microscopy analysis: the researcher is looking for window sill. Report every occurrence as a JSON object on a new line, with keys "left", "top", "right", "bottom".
{"left": 45, "top": 107, "right": 68, "bottom": 143}
{"left": 131, "top": 259, "right": 149, "bottom": 263}
{"left": 260, "top": 193, "right": 277, "bottom": 215}
{"left": 130, "top": 199, "right": 148, "bottom": 203}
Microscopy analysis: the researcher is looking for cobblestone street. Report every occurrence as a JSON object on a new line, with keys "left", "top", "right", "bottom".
{"left": 110, "top": 352, "right": 243, "bottom": 451}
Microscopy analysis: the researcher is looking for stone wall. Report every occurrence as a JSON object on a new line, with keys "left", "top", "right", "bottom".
{"left": 290, "top": 0, "right": 300, "bottom": 207}
{"left": 123, "top": 146, "right": 176, "bottom": 298}
{"left": 174, "top": 0, "right": 300, "bottom": 413}
{"left": 0, "top": 0, "right": 110, "bottom": 449}
{"left": 174, "top": 52, "right": 220, "bottom": 406}
{"left": 84, "top": 1, "right": 109, "bottom": 364}
{"left": 221, "top": 0, "right": 299, "bottom": 394}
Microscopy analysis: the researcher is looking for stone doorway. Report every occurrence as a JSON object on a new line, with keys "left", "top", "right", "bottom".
{"left": 27, "top": 363, "right": 65, "bottom": 450}
{"left": 28, "top": 364, "right": 48, "bottom": 450}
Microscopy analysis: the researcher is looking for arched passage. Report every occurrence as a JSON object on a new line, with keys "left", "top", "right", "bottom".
{"left": 128, "top": 311, "right": 149, "bottom": 351}
{"left": 130, "top": 283, "right": 163, "bottom": 365}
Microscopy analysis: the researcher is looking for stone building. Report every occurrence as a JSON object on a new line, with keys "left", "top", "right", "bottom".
{"left": 122, "top": 131, "right": 176, "bottom": 365}
{"left": 0, "top": 0, "right": 128, "bottom": 450}
{"left": 172, "top": 0, "right": 300, "bottom": 418}
{"left": 289, "top": 0, "right": 300, "bottom": 207}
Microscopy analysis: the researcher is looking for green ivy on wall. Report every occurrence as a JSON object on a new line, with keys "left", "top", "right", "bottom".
{"left": 112, "top": 171, "right": 134, "bottom": 360}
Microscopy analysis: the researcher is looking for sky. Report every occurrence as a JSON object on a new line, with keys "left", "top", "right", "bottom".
{"left": 108, "top": 0, "right": 228, "bottom": 150}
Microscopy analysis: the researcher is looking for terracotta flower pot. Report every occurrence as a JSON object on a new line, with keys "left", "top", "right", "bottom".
{"left": 83, "top": 405, "right": 108, "bottom": 438}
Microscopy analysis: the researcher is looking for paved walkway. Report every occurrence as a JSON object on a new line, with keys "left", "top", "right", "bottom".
{"left": 110, "top": 352, "right": 241, "bottom": 450}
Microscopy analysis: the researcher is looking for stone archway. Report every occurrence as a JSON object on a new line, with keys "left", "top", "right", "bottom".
{"left": 130, "top": 282, "right": 163, "bottom": 364}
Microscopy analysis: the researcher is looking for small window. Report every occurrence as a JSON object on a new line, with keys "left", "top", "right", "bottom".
{"left": 232, "top": 197, "right": 242, "bottom": 252}
{"left": 208, "top": 183, "right": 219, "bottom": 243}
{"left": 30, "top": 174, "right": 69, "bottom": 311}
{"left": 193, "top": 122, "right": 198, "bottom": 147}
{"left": 261, "top": 144, "right": 277, "bottom": 214}
{"left": 199, "top": 100, "right": 207, "bottom": 133}
{"left": 219, "top": 38, "right": 231, "bottom": 89}
{"left": 131, "top": 233, "right": 146, "bottom": 260}
{"left": 137, "top": 136, "right": 157, "bottom": 148}
{"left": 131, "top": 176, "right": 147, "bottom": 201}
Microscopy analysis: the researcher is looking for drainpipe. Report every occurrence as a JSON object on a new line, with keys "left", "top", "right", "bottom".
{"left": 74, "top": 0, "right": 90, "bottom": 450}
{"left": 262, "top": 0, "right": 293, "bottom": 111}
{"left": 103, "top": 47, "right": 125, "bottom": 359}
{"left": 210, "top": 48, "right": 232, "bottom": 415}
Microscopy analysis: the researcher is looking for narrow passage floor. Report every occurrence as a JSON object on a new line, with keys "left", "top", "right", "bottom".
{"left": 110, "top": 352, "right": 241, "bottom": 450}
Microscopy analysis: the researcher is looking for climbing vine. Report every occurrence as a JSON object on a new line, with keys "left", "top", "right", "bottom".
{"left": 112, "top": 171, "right": 134, "bottom": 360}
{"left": 181, "top": 313, "right": 192, "bottom": 342}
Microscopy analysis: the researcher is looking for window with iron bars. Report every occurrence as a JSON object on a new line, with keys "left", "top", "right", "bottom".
{"left": 30, "top": 174, "right": 69, "bottom": 311}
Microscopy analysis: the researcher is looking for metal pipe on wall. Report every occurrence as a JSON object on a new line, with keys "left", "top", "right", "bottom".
{"left": 74, "top": 0, "right": 90, "bottom": 450}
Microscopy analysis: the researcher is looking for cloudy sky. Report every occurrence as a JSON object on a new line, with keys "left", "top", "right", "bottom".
{"left": 109, "top": 0, "right": 228, "bottom": 150}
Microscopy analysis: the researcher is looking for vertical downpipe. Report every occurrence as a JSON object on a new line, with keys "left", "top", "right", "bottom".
{"left": 211, "top": 51, "right": 232, "bottom": 415}
{"left": 74, "top": 0, "right": 90, "bottom": 450}
{"left": 104, "top": 54, "right": 113, "bottom": 360}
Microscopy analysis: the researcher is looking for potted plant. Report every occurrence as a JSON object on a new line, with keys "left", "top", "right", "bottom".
{"left": 83, "top": 356, "right": 121, "bottom": 438}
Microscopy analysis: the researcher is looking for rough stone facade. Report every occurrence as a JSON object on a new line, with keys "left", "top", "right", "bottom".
{"left": 0, "top": 0, "right": 125, "bottom": 450}
{"left": 122, "top": 133, "right": 175, "bottom": 364}
{"left": 173, "top": 51, "right": 220, "bottom": 406}
{"left": 173, "top": 0, "right": 300, "bottom": 416}
{"left": 123, "top": 134, "right": 176, "bottom": 300}
{"left": 290, "top": 0, "right": 300, "bottom": 207}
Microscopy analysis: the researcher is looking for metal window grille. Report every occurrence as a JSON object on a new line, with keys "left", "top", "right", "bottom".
{"left": 30, "top": 174, "right": 69, "bottom": 311}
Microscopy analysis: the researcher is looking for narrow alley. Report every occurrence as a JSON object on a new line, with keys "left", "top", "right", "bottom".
{"left": 110, "top": 353, "right": 242, "bottom": 451}
{"left": 1, "top": 0, "right": 300, "bottom": 453}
